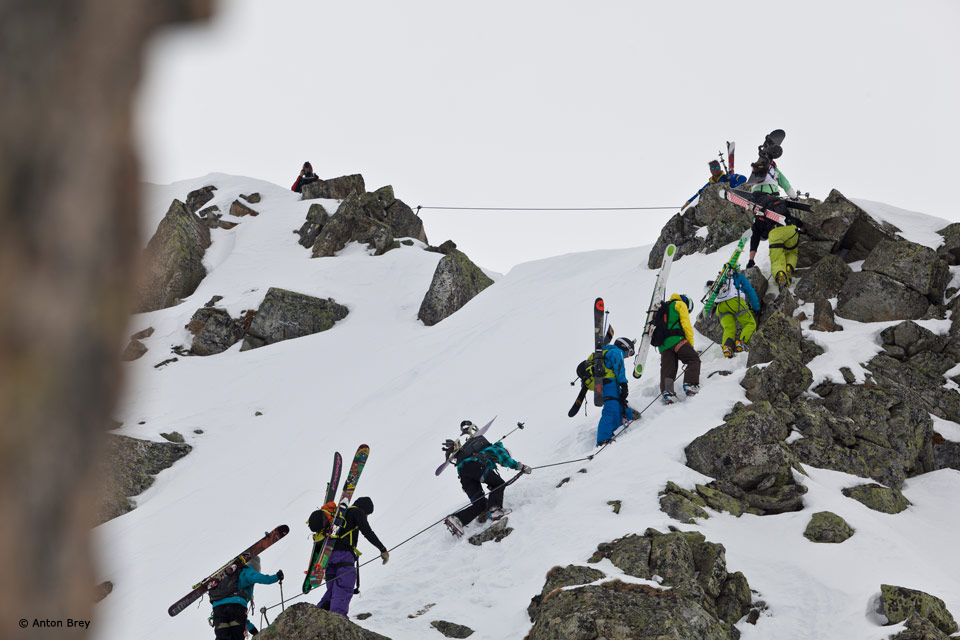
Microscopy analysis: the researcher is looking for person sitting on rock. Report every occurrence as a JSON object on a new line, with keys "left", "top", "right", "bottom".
{"left": 705, "top": 265, "right": 760, "bottom": 358}
{"left": 442, "top": 421, "right": 532, "bottom": 537}
{"left": 291, "top": 161, "right": 322, "bottom": 193}
{"left": 316, "top": 497, "right": 389, "bottom": 619}
{"left": 681, "top": 159, "right": 747, "bottom": 211}
{"left": 657, "top": 294, "right": 701, "bottom": 404}
{"left": 209, "top": 556, "right": 282, "bottom": 640}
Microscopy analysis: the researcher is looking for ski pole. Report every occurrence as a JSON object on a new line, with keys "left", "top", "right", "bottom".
{"left": 498, "top": 422, "right": 525, "bottom": 442}
{"left": 717, "top": 150, "right": 728, "bottom": 173}
{"left": 279, "top": 580, "right": 285, "bottom": 612}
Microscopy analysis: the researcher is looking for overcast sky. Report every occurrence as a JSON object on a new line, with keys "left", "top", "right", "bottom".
{"left": 136, "top": 0, "right": 960, "bottom": 273}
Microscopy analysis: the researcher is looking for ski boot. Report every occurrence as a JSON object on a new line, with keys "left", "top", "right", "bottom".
{"left": 662, "top": 392, "right": 677, "bottom": 405}
{"left": 444, "top": 515, "right": 464, "bottom": 538}
{"left": 735, "top": 339, "right": 746, "bottom": 353}
{"left": 683, "top": 383, "right": 700, "bottom": 396}
{"left": 487, "top": 507, "right": 512, "bottom": 521}
{"left": 786, "top": 264, "right": 795, "bottom": 280}
{"left": 722, "top": 338, "right": 736, "bottom": 358}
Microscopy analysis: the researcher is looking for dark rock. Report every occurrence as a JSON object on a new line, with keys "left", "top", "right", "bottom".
{"left": 259, "top": 602, "right": 390, "bottom": 640}
{"left": 794, "top": 254, "right": 852, "bottom": 301}
{"left": 387, "top": 198, "right": 428, "bottom": 243}
{"left": 862, "top": 239, "right": 949, "bottom": 302}
{"left": 97, "top": 435, "right": 192, "bottom": 524}
{"left": 803, "top": 189, "right": 901, "bottom": 261}
{"left": 94, "top": 581, "right": 113, "bottom": 603}
{"left": 840, "top": 367, "right": 856, "bottom": 384}
{"left": 240, "top": 192, "right": 261, "bottom": 204}
{"left": 889, "top": 614, "right": 956, "bottom": 640}
{"left": 241, "top": 288, "right": 348, "bottom": 351}
{"left": 836, "top": 271, "right": 930, "bottom": 322}
{"left": 297, "top": 203, "right": 329, "bottom": 248}
{"left": 467, "top": 518, "right": 512, "bottom": 545}
{"left": 796, "top": 239, "right": 835, "bottom": 269}
{"left": 120, "top": 338, "right": 147, "bottom": 361}
{"left": 301, "top": 174, "right": 366, "bottom": 200}
{"left": 355, "top": 613, "right": 372, "bottom": 620}
{"left": 430, "top": 620, "right": 474, "bottom": 638}
{"left": 744, "top": 266, "right": 769, "bottom": 301}
{"left": 693, "top": 483, "right": 762, "bottom": 517}
{"left": 684, "top": 402, "right": 798, "bottom": 492}
{"left": 160, "top": 431, "right": 184, "bottom": 443}
{"left": 810, "top": 297, "right": 842, "bottom": 332}
{"left": 132, "top": 327, "right": 154, "bottom": 340}
{"left": 197, "top": 205, "right": 220, "bottom": 220}
{"left": 311, "top": 192, "right": 394, "bottom": 257}
{"left": 185, "top": 185, "right": 216, "bottom": 213}
{"left": 803, "top": 511, "right": 854, "bottom": 543}
{"left": 136, "top": 199, "right": 211, "bottom": 312}
{"left": 741, "top": 312, "right": 821, "bottom": 402}
{"left": 879, "top": 585, "right": 958, "bottom": 634}
{"left": 187, "top": 307, "right": 244, "bottom": 356}
{"left": 864, "top": 352, "right": 960, "bottom": 428}
{"left": 880, "top": 321, "right": 946, "bottom": 358}
{"left": 418, "top": 250, "right": 494, "bottom": 326}
{"left": 193, "top": 429, "right": 203, "bottom": 434}
{"left": 934, "top": 434, "right": 960, "bottom": 471}
{"left": 527, "top": 564, "right": 607, "bottom": 622}
{"left": 203, "top": 295, "right": 223, "bottom": 308}
{"left": 659, "top": 482, "right": 710, "bottom": 523}
{"left": 229, "top": 199, "right": 259, "bottom": 217}
{"left": 936, "top": 223, "right": 960, "bottom": 265}
{"left": 843, "top": 484, "right": 911, "bottom": 513}
{"left": 607, "top": 500, "right": 622, "bottom": 514}
{"left": 647, "top": 212, "right": 704, "bottom": 269}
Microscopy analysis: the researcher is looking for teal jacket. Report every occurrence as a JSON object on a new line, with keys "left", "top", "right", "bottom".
{"left": 210, "top": 567, "right": 279, "bottom": 609}
{"left": 456, "top": 441, "right": 521, "bottom": 473}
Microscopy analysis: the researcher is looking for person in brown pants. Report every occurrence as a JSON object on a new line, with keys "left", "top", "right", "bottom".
{"left": 657, "top": 294, "right": 701, "bottom": 404}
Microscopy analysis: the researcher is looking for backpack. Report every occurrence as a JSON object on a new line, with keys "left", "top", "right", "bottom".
{"left": 308, "top": 501, "right": 339, "bottom": 536}
{"left": 207, "top": 563, "right": 246, "bottom": 603}
{"left": 453, "top": 435, "right": 492, "bottom": 465}
{"left": 575, "top": 349, "right": 616, "bottom": 389}
{"left": 649, "top": 301, "right": 672, "bottom": 348}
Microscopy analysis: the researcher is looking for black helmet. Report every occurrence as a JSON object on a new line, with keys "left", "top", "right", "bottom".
{"left": 460, "top": 420, "right": 477, "bottom": 436}
{"left": 614, "top": 337, "right": 636, "bottom": 357}
{"left": 354, "top": 496, "right": 374, "bottom": 514}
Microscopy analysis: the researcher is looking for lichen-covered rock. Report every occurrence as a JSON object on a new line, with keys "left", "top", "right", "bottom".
{"left": 136, "top": 199, "right": 211, "bottom": 312}
{"left": 803, "top": 189, "right": 901, "bottom": 261}
{"left": 794, "top": 254, "right": 852, "bottom": 301}
{"left": 880, "top": 321, "right": 947, "bottom": 359}
{"left": 186, "top": 307, "right": 244, "bottom": 356}
{"left": 301, "top": 174, "right": 366, "bottom": 200}
{"left": 387, "top": 198, "right": 428, "bottom": 243}
{"left": 259, "top": 602, "right": 391, "bottom": 640}
{"left": 659, "top": 482, "right": 709, "bottom": 523}
{"left": 803, "top": 511, "right": 854, "bottom": 543}
{"left": 297, "top": 203, "right": 329, "bottom": 248}
{"left": 241, "top": 288, "right": 348, "bottom": 351}
{"left": 878, "top": 585, "right": 958, "bottom": 634}
{"left": 934, "top": 434, "right": 960, "bottom": 472}
{"left": 746, "top": 311, "right": 823, "bottom": 367}
{"left": 97, "top": 435, "right": 192, "bottom": 524}
{"left": 863, "top": 239, "right": 950, "bottom": 302}
{"left": 685, "top": 401, "right": 799, "bottom": 491}
{"left": 467, "top": 518, "right": 512, "bottom": 545}
{"left": 311, "top": 192, "right": 395, "bottom": 258}
{"left": 185, "top": 185, "right": 216, "bottom": 213}
{"left": 836, "top": 271, "right": 930, "bottom": 322}
{"left": 430, "top": 620, "right": 474, "bottom": 638}
{"left": 864, "top": 353, "right": 960, "bottom": 427}
{"left": 889, "top": 614, "right": 957, "bottom": 640}
{"left": 936, "top": 223, "right": 960, "bottom": 265}
{"left": 810, "top": 297, "right": 842, "bottom": 332}
{"left": 418, "top": 250, "right": 493, "bottom": 326}
{"left": 843, "top": 484, "right": 911, "bottom": 513}
{"left": 241, "top": 192, "right": 261, "bottom": 204}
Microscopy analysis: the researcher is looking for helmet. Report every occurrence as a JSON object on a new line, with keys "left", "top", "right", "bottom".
{"left": 460, "top": 420, "right": 478, "bottom": 436}
{"left": 614, "top": 337, "right": 636, "bottom": 357}
{"left": 679, "top": 295, "right": 694, "bottom": 314}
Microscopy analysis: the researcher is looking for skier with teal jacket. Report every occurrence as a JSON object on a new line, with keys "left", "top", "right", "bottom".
{"left": 595, "top": 337, "right": 637, "bottom": 446}
{"left": 209, "top": 556, "right": 282, "bottom": 639}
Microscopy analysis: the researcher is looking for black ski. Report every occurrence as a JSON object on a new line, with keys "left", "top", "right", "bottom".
{"left": 592, "top": 298, "right": 606, "bottom": 407}
{"left": 569, "top": 324, "right": 613, "bottom": 417}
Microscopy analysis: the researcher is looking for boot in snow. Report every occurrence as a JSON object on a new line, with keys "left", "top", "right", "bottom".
{"left": 662, "top": 392, "right": 677, "bottom": 405}
{"left": 683, "top": 383, "right": 700, "bottom": 396}
{"left": 487, "top": 507, "right": 512, "bottom": 521}
{"left": 444, "top": 515, "right": 464, "bottom": 538}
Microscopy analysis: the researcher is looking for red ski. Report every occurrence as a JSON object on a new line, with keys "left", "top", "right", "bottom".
{"left": 167, "top": 525, "right": 289, "bottom": 617}
{"left": 719, "top": 189, "right": 787, "bottom": 225}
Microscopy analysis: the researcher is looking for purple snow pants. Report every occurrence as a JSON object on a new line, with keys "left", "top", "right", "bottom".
{"left": 317, "top": 549, "right": 356, "bottom": 618}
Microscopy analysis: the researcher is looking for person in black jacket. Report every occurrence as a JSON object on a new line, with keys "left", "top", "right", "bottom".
{"left": 291, "top": 161, "right": 322, "bottom": 193}
{"left": 316, "top": 497, "right": 388, "bottom": 618}
{"left": 744, "top": 193, "right": 806, "bottom": 290}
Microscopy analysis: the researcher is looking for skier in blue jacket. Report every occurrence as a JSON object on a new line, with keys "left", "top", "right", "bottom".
{"left": 682, "top": 159, "right": 747, "bottom": 211}
{"left": 209, "top": 556, "right": 282, "bottom": 639}
{"left": 596, "top": 337, "right": 637, "bottom": 446}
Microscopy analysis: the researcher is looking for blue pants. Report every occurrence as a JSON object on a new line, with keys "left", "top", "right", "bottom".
{"left": 596, "top": 384, "right": 633, "bottom": 445}
{"left": 317, "top": 549, "right": 356, "bottom": 618}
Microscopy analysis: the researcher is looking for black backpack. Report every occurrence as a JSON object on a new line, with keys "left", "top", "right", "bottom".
{"left": 454, "top": 435, "right": 491, "bottom": 465}
{"left": 649, "top": 301, "right": 672, "bottom": 347}
{"left": 208, "top": 563, "right": 247, "bottom": 603}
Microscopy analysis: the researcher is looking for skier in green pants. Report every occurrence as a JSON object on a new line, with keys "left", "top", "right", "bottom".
{"left": 705, "top": 265, "right": 761, "bottom": 357}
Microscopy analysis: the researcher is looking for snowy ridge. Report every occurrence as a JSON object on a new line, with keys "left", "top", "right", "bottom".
{"left": 96, "top": 175, "right": 960, "bottom": 640}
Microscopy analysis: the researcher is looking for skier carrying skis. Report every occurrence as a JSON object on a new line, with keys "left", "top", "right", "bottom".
{"left": 317, "top": 496, "right": 389, "bottom": 619}
{"left": 657, "top": 294, "right": 701, "bottom": 404}
{"left": 209, "top": 556, "right": 283, "bottom": 640}
{"left": 704, "top": 265, "right": 760, "bottom": 357}
{"left": 291, "top": 161, "right": 322, "bottom": 193}
{"left": 594, "top": 336, "right": 638, "bottom": 446}
{"left": 681, "top": 159, "right": 747, "bottom": 211}
{"left": 443, "top": 421, "right": 532, "bottom": 536}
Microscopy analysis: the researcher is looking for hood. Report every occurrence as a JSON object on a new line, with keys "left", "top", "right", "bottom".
{"left": 354, "top": 496, "right": 374, "bottom": 514}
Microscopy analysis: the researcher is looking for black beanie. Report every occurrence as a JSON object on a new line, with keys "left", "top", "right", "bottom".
{"left": 354, "top": 497, "right": 374, "bottom": 514}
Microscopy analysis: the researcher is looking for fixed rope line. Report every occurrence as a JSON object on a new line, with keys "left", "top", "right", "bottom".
{"left": 415, "top": 205, "right": 676, "bottom": 213}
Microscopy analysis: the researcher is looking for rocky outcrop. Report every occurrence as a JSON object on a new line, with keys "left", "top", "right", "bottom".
{"left": 842, "top": 484, "right": 911, "bottom": 513}
{"left": 185, "top": 185, "right": 216, "bottom": 213}
{"left": 136, "top": 199, "right": 211, "bottom": 312}
{"left": 97, "top": 435, "right": 192, "bottom": 524}
{"left": 259, "top": 602, "right": 390, "bottom": 640}
{"left": 648, "top": 184, "right": 751, "bottom": 269}
{"left": 794, "top": 254, "right": 851, "bottom": 301}
{"left": 936, "top": 223, "right": 960, "bottom": 265}
{"left": 468, "top": 518, "right": 512, "bottom": 545}
{"left": 740, "top": 312, "right": 823, "bottom": 402}
{"left": 526, "top": 530, "right": 754, "bottom": 639}
{"left": 802, "top": 190, "right": 901, "bottom": 261}
{"left": 186, "top": 307, "right": 244, "bottom": 355}
{"left": 803, "top": 511, "right": 854, "bottom": 543}
{"left": 297, "top": 203, "right": 329, "bottom": 248}
{"left": 301, "top": 173, "right": 366, "bottom": 200}
{"left": 241, "top": 288, "right": 349, "bottom": 351}
{"left": 810, "top": 297, "right": 842, "bottom": 332}
{"left": 418, "top": 246, "right": 494, "bottom": 326}
{"left": 307, "top": 189, "right": 427, "bottom": 258}
{"left": 878, "top": 585, "right": 958, "bottom": 636}
{"left": 862, "top": 240, "right": 949, "bottom": 302}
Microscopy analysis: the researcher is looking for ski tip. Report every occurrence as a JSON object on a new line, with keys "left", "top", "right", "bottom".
{"left": 665, "top": 244, "right": 676, "bottom": 257}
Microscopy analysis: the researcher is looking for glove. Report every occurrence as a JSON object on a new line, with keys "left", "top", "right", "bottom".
{"left": 275, "top": 570, "right": 284, "bottom": 583}
{"left": 618, "top": 382, "right": 629, "bottom": 400}
{"left": 520, "top": 464, "right": 533, "bottom": 474}
{"left": 380, "top": 551, "right": 390, "bottom": 565}
{"left": 442, "top": 439, "right": 456, "bottom": 453}
{"left": 746, "top": 259, "right": 755, "bottom": 269}
{"left": 787, "top": 187, "right": 798, "bottom": 199}
{"left": 250, "top": 627, "right": 259, "bottom": 636}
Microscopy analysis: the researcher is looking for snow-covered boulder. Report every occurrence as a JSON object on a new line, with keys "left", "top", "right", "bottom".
{"left": 136, "top": 199, "right": 211, "bottom": 312}
{"left": 97, "top": 435, "right": 192, "bottom": 524}
{"left": 186, "top": 307, "right": 244, "bottom": 356}
{"left": 878, "top": 584, "right": 958, "bottom": 636}
{"left": 241, "top": 288, "right": 348, "bottom": 351}
{"left": 802, "top": 511, "right": 854, "bottom": 544}
{"left": 185, "top": 185, "right": 216, "bottom": 213}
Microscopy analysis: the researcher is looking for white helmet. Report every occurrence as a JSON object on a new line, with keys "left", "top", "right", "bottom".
{"left": 614, "top": 337, "right": 636, "bottom": 357}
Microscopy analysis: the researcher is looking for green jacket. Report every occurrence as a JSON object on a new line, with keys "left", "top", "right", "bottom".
{"left": 750, "top": 166, "right": 793, "bottom": 195}
{"left": 657, "top": 294, "right": 694, "bottom": 353}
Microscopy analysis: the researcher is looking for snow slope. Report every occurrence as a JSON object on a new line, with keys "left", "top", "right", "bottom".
{"left": 95, "top": 176, "right": 960, "bottom": 640}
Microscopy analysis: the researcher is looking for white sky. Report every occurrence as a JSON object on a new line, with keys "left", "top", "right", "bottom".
{"left": 136, "top": 0, "right": 960, "bottom": 273}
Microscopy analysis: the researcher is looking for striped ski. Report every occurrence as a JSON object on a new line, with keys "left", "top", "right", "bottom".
{"left": 301, "top": 451, "right": 342, "bottom": 594}
{"left": 633, "top": 244, "right": 676, "bottom": 379}
{"left": 303, "top": 444, "right": 369, "bottom": 593}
